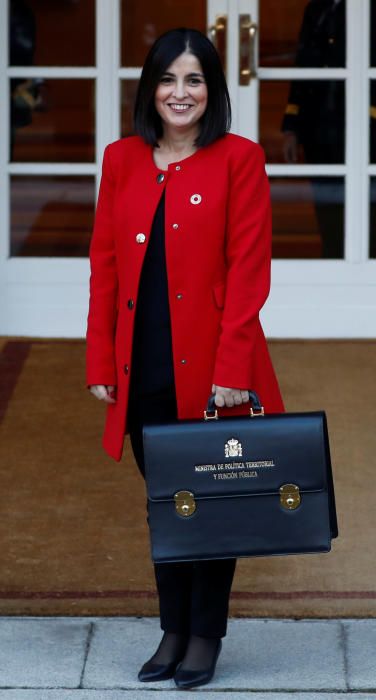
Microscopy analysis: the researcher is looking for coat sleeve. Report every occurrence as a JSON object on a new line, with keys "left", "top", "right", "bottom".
{"left": 86, "top": 144, "right": 118, "bottom": 387}
{"left": 212, "top": 142, "right": 272, "bottom": 389}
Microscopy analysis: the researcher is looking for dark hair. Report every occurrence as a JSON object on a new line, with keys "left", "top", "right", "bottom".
{"left": 134, "top": 28, "right": 231, "bottom": 148}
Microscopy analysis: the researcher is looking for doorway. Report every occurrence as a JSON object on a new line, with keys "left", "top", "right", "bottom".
{"left": 1, "top": 0, "right": 375, "bottom": 336}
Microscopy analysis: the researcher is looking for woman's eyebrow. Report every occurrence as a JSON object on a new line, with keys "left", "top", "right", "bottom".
{"left": 161, "top": 71, "right": 205, "bottom": 78}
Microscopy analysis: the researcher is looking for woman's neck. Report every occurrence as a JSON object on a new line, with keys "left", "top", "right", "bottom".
{"left": 156, "top": 124, "right": 200, "bottom": 158}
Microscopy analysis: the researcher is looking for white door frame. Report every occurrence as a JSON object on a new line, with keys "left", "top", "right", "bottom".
{"left": 0, "top": 0, "right": 375, "bottom": 337}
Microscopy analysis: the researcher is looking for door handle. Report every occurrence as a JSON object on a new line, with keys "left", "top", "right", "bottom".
{"left": 208, "top": 15, "right": 227, "bottom": 76}
{"left": 239, "top": 14, "right": 258, "bottom": 85}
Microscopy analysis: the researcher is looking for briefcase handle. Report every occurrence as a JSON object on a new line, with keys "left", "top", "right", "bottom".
{"left": 204, "top": 390, "right": 264, "bottom": 420}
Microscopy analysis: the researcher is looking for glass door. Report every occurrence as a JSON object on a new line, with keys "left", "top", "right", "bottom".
{"left": 242, "top": 0, "right": 375, "bottom": 337}
{"left": 0, "top": 0, "right": 374, "bottom": 337}
{"left": 1, "top": 0, "right": 98, "bottom": 336}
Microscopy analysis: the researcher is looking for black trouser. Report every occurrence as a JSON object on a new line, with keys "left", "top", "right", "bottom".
{"left": 127, "top": 385, "right": 237, "bottom": 639}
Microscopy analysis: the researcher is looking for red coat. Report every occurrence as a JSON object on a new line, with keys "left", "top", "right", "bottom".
{"left": 86, "top": 133, "right": 284, "bottom": 461}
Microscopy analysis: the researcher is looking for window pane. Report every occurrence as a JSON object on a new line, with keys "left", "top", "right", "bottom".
{"left": 121, "top": 80, "right": 138, "bottom": 137}
{"left": 260, "top": 0, "right": 346, "bottom": 68}
{"left": 370, "top": 178, "right": 376, "bottom": 258}
{"left": 261, "top": 80, "right": 345, "bottom": 164}
{"left": 10, "top": 79, "right": 95, "bottom": 163}
{"left": 121, "top": 0, "right": 206, "bottom": 67}
{"left": 271, "top": 177, "right": 344, "bottom": 259}
{"left": 11, "top": 176, "right": 95, "bottom": 257}
{"left": 9, "top": 0, "right": 95, "bottom": 67}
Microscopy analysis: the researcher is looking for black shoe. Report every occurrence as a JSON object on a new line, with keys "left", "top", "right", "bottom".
{"left": 138, "top": 632, "right": 189, "bottom": 682}
{"left": 138, "top": 657, "right": 183, "bottom": 682}
{"left": 174, "top": 639, "right": 222, "bottom": 689}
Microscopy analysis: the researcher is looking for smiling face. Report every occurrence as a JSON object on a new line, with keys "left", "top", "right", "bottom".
{"left": 154, "top": 51, "right": 208, "bottom": 135}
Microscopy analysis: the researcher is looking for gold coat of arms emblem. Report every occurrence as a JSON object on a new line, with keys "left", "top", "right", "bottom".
{"left": 225, "top": 438, "right": 242, "bottom": 458}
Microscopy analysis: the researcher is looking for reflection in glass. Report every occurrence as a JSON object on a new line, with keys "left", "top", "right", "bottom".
{"left": 270, "top": 178, "right": 344, "bottom": 259}
{"left": 371, "top": 81, "right": 376, "bottom": 163}
{"left": 260, "top": 0, "right": 312, "bottom": 67}
{"left": 121, "top": 80, "right": 139, "bottom": 138}
{"left": 10, "top": 79, "right": 95, "bottom": 163}
{"left": 121, "top": 0, "right": 206, "bottom": 66}
{"left": 9, "top": 0, "right": 95, "bottom": 67}
{"left": 10, "top": 176, "right": 95, "bottom": 257}
{"left": 261, "top": 80, "right": 345, "bottom": 164}
{"left": 370, "top": 178, "right": 376, "bottom": 258}
{"left": 260, "top": 0, "right": 345, "bottom": 67}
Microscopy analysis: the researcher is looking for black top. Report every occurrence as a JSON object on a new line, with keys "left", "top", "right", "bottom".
{"left": 129, "top": 191, "right": 175, "bottom": 397}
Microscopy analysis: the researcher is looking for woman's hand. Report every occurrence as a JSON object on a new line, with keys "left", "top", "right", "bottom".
{"left": 89, "top": 385, "right": 116, "bottom": 404}
{"left": 211, "top": 384, "right": 249, "bottom": 408}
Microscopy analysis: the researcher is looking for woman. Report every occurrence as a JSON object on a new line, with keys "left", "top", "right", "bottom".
{"left": 86, "top": 28, "right": 284, "bottom": 689}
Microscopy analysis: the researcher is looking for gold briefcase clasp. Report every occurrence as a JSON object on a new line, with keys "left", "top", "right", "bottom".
{"left": 174, "top": 490, "right": 196, "bottom": 517}
{"left": 279, "top": 483, "right": 301, "bottom": 510}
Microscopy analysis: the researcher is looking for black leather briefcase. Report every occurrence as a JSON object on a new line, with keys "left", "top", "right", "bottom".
{"left": 142, "top": 391, "right": 338, "bottom": 563}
